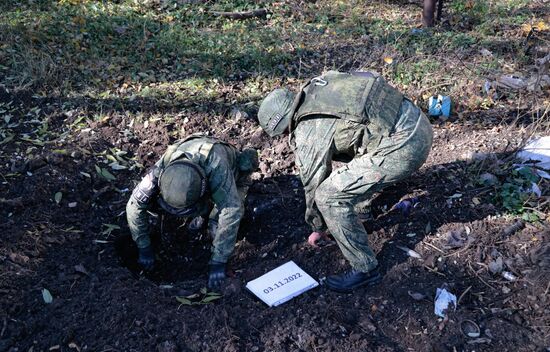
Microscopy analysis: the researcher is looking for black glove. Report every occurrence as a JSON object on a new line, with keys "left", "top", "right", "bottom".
{"left": 208, "top": 262, "right": 226, "bottom": 290}
{"left": 138, "top": 246, "right": 155, "bottom": 270}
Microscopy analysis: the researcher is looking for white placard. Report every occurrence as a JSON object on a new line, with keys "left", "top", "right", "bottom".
{"left": 246, "top": 261, "right": 319, "bottom": 307}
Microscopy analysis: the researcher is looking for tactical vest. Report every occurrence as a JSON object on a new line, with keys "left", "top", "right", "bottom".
{"left": 291, "top": 71, "right": 404, "bottom": 138}
{"left": 161, "top": 134, "right": 228, "bottom": 168}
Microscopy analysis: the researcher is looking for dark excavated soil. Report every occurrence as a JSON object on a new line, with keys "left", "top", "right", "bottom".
{"left": 0, "top": 90, "right": 548, "bottom": 352}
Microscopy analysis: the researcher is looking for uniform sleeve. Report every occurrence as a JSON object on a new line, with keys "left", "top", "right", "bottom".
{"left": 296, "top": 151, "right": 331, "bottom": 232}
{"left": 292, "top": 119, "right": 337, "bottom": 233}
{"left": 126, "top": 168, "right": 160, "bottom": 249}
{"left": 205, "top": 146, "right": 244, "bottom": 264}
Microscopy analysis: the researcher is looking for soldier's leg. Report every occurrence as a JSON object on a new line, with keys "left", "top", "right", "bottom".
{"left": 316, "top": 106, "right": 433, "bottom": 272}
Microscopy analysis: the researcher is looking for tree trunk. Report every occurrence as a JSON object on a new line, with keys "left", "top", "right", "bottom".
{"left": 422, "top": 0, "right": 436, "bottom": 27}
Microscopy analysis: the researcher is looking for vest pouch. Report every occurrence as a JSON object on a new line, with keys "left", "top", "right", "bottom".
{"left": 364, "top": 77, "right": 403, "bottom": 138}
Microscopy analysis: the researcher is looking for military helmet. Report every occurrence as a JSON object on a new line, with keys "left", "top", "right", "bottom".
{"left": 158, "top": 160, "right": 206, "bottom": 216}
{"left": 258, "top": 88, "right": 296, "bottom": 137}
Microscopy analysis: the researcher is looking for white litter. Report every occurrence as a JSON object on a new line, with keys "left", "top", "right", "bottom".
{"left": 517, "top": 136, "right": 550, "bottom": 179}
{"left": 434, "top": 287, "right": 457, "bottom": 318}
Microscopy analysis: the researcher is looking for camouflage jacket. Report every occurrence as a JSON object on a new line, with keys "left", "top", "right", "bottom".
{"left": 289, "top": 71, "right": 413, "bottom": 232}
{"left": 126, "top": 136, "right": 255, "bottom": 264}
{"left": 292, "top": 118, "right": 364, "bottom": 232}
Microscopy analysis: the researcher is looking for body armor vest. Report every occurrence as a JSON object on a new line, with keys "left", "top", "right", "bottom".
{"left": 291, "top": 71, "right": 404, "bottom": 138}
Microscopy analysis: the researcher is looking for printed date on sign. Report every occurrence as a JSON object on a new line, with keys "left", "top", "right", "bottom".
{"left": 263, "top": 272, "right": 302, "bottom": 294}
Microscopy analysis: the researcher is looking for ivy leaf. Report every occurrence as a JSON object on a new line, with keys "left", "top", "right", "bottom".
{"left": 175, "top": 297, "right": 193, "bottom": 305}
{"left": 200, "top": 295, "right": 222, "bottom": 304}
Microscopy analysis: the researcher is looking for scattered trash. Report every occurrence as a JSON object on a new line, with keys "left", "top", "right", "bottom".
{"left": 42, "top": 288, "right": 53, "bottom": 304}
{"left": 516, "top": 137, "right": 550, "bottom": 179}
{"left": 479, "top": 48, "right": 493, "bottom": 57}
{"left": 408, "top": 290, "right": 427, "bottom": 301}
{"left": 392, "top": 197, "right": 419, "bottom": 217}
{"left": 479, "top": 172, "right": 498, "bottom": 186}
{"left": 434, "top": 286, "right": 457, "bottom": 318}
{"left": 502, "top": 220, "right": 525, "bottom": 238}
{"left": 396, "top": 245, "right": 422, "bottom": 259}
{"left": 411, "top": 28, "right": 426, "bottom": 35}
{"left": 467, "top": 337, "right": 492, "bottom": 344}
{"left": 460, "top": 320, "right": 481, "bottom": 338}
{"left": 496, "top": 75, "right": 527, "bottom": 90}
{"left": 530, "top": 182, "right": 542, "bottom": 197}
{"left": 428, "top": 95, "right": 452, "bottom": 118}
{"left": 496, "top": 73, "right": 550, "bottom": 92}
{"left": 445, "top": 229, "right": 471, "bottom": 249}
{"left": 68, "top": 202, "right": 77, "bottom": 208}
{"left": 501, "top": 271, "right": 517, "bottom": 281}
{"left": 229, "top": 107, "right": 249, "bottom": 120}
{"left": 488, "top": 257, "right": 503, "bottom": 274}
{"left": 68, "top": 342, "right": 81, "bottom": 351}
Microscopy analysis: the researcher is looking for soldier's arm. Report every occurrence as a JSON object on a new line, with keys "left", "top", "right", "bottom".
{"left": 301, "top": 159, "right": 330, "bottom": 232}
{"left": 205, "top": 146, "right": 244, "bottom": 264}
{"left": 126, "top": 168, "right": 160, "bottom": 249}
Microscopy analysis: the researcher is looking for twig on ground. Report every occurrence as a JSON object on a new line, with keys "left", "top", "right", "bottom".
{"left": 423, "top": 241, "right": 445, "bottom": 254}
{"left": 0, "top": 317, "right": 6, "bottom": 338}
{"left": 0, "top": 197, "right": 24, "bottom": 208}
{"left": 423, "top": 265, "right": 446, "bottom": 277}
{"left": 209, "top": 9, "right": 268, "bottom": 20}
{"left": 458, "top": 285, "right": 472, "bottom": 305}
{"left": 467, "top": 262, "right": 496, "bottom": 290}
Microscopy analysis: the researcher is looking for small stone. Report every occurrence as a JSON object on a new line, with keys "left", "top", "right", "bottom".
{"left": 157, "top": 340, "right": 177, "bottom": 352}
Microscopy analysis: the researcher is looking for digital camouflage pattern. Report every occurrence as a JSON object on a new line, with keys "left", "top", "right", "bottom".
{"left": 126, "top": 136, "right": 257, "bottom": 264}
{"left": 292, "top": 98, "right": 433, "bottom": 272}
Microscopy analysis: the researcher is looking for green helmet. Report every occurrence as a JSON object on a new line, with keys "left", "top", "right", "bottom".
{"left": 258, "top": 88, "right": 296, "bottom": 137}
{"left": 158, "top": 160, "right": 206, "bottom": 216}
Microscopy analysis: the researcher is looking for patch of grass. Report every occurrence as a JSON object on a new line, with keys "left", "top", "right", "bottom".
{"left": 394, "top": 59, "right": 442, "bottom": 88}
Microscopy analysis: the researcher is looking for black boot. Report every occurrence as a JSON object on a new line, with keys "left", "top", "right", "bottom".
{"left": 326, "top": 268, "right": 382, "bottom": 293}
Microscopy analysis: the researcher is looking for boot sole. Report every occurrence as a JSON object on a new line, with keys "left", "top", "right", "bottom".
{"left": 326, "top": 273, "right": 382, "bottom": 293}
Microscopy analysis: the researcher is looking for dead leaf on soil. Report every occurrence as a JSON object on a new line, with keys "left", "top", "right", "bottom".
{"left": 408, "top": 291, "right": 427, "bottom": 301}
{"left": 74, "top": 264, "right": 89, "bottom": 276}
{"left": 42, "top": 288, "right": 53, "bottom": 304}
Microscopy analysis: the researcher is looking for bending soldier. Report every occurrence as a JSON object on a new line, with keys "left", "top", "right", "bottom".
{"left": 126, "top": 135, "right": 258, "bottom": 290}
{"left": 258, "top": 71, "right": 433, "bottom": 293}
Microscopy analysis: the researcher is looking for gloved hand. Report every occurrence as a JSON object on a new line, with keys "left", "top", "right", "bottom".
{"left": 308, "top": 231, "right": 331, "bottom": 248}
{"left": 138, "top": 246, "right": 155, "bottom": 270}
{"left": 208, "top": 262, "right": 226, "bottom": 291}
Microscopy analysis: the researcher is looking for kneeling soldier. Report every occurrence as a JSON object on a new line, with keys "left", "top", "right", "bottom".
{"left": 126, "top": 134, "right": 258, "bottom": 290}
{"left": 258, "top": 71, "right": 433, "bottom": 293}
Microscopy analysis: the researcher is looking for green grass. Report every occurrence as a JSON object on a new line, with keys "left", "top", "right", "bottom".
{"left": 0, "top": 0, "right": 546, "bottom": 108}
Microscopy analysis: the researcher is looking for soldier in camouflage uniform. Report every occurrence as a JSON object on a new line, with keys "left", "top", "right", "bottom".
{"left": 126, "top": 135, "right": 258, "bottom": 290}
{"left": 258, "top": 71, "right": 433, "bottom": 293}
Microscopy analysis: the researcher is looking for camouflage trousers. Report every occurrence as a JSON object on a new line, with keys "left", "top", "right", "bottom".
{"left": 315, "top": 99, "right": 433, "bottom": 272}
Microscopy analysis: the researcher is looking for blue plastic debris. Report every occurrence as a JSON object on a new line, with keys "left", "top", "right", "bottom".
{"left": 392, "top": 197, "right": 419, "bottom": 217}
{"left": 428, "top": 95, "right": 452, "bottom": 118}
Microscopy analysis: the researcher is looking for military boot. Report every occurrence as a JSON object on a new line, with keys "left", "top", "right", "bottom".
{"left": 325, "top": 268, "right": 382, "bottom": 293}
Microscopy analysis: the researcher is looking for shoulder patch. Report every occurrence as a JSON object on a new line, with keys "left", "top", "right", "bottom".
{"left": 132, "top": 171, "right": 159, "bottom": 204}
